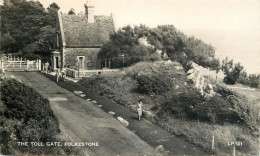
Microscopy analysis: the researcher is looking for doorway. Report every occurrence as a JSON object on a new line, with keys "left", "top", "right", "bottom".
{"left": 77, "top": 56, "right": 85, "bottom": 70}
{"left": 55, "top": 57, "right": 59, "bottom": 68}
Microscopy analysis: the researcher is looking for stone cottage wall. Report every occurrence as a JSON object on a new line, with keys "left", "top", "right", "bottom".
{"left": 64, "top": 48, "right": 101, "bottom": 70}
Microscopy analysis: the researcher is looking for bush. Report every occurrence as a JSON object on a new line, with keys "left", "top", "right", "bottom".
{"left": 160, "top": 88, "right": 204, "bottom": 120}
{"left": 194, "top": 95, "right": 240, "bottom": 124}
{"left": 214, "top": 84, "right": 259, "bottom": 130}
{"left": 0, "top": 78, "right": 60, "bottom": 154}
{"left": 159, "top": 86, "right": 244, "bottom": 124}
{"left": 136, "top": 74, "right": 172, "bottom": 94}
{"left": 1, "top": 79, "right": 55, "bottom": 122}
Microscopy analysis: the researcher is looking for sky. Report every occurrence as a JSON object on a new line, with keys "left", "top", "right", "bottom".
{"left": 37, "top": 0, "right": 260, "bottom": 74}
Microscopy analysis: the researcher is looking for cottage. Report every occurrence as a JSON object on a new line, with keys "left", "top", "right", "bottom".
{"left": 52, "top": 0, "right": 115, "bottom": 72}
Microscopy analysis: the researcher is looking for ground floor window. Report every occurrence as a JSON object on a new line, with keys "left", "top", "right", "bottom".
{"left": 101, "top": 59, "right": 111, "bottom": 69}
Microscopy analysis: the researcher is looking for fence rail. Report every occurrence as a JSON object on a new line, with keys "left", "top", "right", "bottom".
{"left": 66, "top": 68, "right": 120, "bottom": 78}
{"left": 0, "top": 59, "right": 41, "bottom": 71}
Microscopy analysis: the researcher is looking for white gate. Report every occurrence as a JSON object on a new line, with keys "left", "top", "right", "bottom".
{"left": 0, "top": 57, "right": 41, "bottom": 71}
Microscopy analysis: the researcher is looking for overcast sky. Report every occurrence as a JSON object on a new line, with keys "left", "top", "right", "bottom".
{"left": 35, "top": 0, "right": 260, "bottom": 74}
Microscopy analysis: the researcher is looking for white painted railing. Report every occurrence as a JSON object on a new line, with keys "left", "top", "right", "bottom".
{"left": 0, "top": 59, "right": 41, "bottom": 71}
{"left": 66, "top": 68, "right": 120, "bottom": 78}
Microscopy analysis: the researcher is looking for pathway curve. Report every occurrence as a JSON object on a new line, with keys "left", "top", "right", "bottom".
{"left": 7, "top": 72, "right": 156, "bottom": 156}
{"left": 9, "top": 71, "right": 209, "bottom": 155}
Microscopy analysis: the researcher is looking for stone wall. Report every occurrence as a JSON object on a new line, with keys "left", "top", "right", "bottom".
{"left": 64, "top": 48, "right": 101, "bottom": 70}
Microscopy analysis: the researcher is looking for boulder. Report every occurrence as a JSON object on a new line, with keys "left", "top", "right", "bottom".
{"left": 74, "top": 91, "right": 83, "bottom": 95}
{"left": 117, "top": 117, "right": 129, "bottom": 126}
{"left": 109, "top": 111, "right": 116, "bottom": 116}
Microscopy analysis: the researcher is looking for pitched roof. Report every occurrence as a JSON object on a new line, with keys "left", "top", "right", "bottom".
{"left": 60, "top": 14, "right": 115, "bottom": 47}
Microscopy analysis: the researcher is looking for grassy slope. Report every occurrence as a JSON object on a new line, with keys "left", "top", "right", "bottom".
{"left": 79, "top": 61, "right": 258, "bottom": 155}
{"left": 227, "top": 83, "right": 260, "bottom": 102}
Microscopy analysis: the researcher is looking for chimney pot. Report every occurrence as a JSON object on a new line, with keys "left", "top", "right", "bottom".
{"left": 85, "top": 0, "right": 95, "bottom": 23}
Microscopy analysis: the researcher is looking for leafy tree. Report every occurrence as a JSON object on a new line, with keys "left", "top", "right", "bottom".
{"left": 238, "top": 72, "right": 260, "bottom": 88}
{"left": 46, "top": 2, "right": 60, "bottom": 27}
{"left": 48, "top": 2, "right": 60, "bottom": 10}
{"left": 100, "top": 24, "right": 221, "bottom": 70}
{"left": 156, "top": 25, "right": 185, "bottom": 61}
{"left": 184, "top": 36, "right": 220, "bottom": 70}
{"left": 99, "top": 25, "right": 157, "bottom": 68}
{"left": 222, "top": 57, "right": 244, "bottom": 84}
{"left": 68, "top": 8, "right": 75, "bottom": 15}
{"left": 0, "top": 0, "right": 59, "bottom": 59}
{"left": 0, "top": 33, "right": 16, "bottom": 53}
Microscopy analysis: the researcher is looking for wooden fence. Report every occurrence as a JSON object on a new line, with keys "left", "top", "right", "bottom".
{"left": 66, "top": 68, "right": 120, "bottom": 78}
{"left": 0, "top": 59, "right": 41, "bottom": 71}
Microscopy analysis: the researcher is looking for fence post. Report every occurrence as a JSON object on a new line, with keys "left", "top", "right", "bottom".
{"left": 233, "top": 146, "right": 235, "bottom": 156}
{"left": 78, "top": 66, "right": 79, "bottom": 78}
{"left": 212, "top": 136, "right": 214, "bottom": 150}
{"left": 36, "top": 59, "right": 39, "bottom": 70}
{"left": 1, "top": 60, "right": 3, "bottom": 70}
{"left": 20, "top": 61, "right": 22, "bottom": 69}
{"left": 26, "top": 60, "right": 29, "bottom": 70}
{"left": 73, "top": 70, "right": 76, "bottom": 78}
{"left": 39, "top": 60, "right": 41, "bottom": 71}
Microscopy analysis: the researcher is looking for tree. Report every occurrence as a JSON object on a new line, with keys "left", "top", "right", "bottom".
{"left": 0, "top": 33, "right": 16, "bottom": 53}
{"left": 184, "top": 36, "right": 220, "bottom": 69}
{"left": 156, "top": 25, "right": 185, "bottom": 61}
{"left": 99, "top": 24, "right": 221, "bottom": 70}
{"left": 0, "top": 0, "right": 59, "bottom": 59}
{"left": 99, "top": 25, "right": 157, "bottom": 68}
{"left": 222, "top": 57, "right": 244, "bottom": 84}
{"left": 46, "top": 2, "right": 60, "bottom": 27}
{"left": 48, "top": 2, "right": 60, "bottom": 10}
{"left": 0, "top": 0, "right": 47, "bottom": 52}
{"left": 68, "top": 8, "right": 75, "bottom": 15}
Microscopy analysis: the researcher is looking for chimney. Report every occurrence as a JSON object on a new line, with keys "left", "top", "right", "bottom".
{"left": 85, "top": 0, "right": 95, "bottom": 23}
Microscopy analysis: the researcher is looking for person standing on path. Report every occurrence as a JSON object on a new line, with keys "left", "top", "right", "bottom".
{"left": 56, "top": 66, "right": 61, "bottom": 82}
{"left": 61, "top": 65, "right": 67, "bottom": 81}
{"left": 137, "top": 100, "right": 143, "bottom": 121}
{"left": 45, "top": 62, "right": 49, "bottom": 74}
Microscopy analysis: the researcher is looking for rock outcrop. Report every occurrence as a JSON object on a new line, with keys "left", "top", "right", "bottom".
{"left": 187, "top": 62, "right": 223, "bottom": 97}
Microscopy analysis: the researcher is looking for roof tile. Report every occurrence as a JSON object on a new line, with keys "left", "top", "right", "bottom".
{"left": 61, "top": 14, "right": 115, "bottom": 47}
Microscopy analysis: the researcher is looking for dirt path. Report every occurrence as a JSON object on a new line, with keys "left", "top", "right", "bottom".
{"left": 7, "top": 72, "right": 157, "bottom": 156}
{"left": 8, "top": 71, "right": 209, "bottom": 155}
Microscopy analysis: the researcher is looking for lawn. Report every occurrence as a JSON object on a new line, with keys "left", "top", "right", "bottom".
{"left": 227, "top": 83, "right": 260, "bottom": 102}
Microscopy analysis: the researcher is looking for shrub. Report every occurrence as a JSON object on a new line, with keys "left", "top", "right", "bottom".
{"left": 160, "top": 87, "right": 243, "bottom": 124}
{"left": 0, "top": 78, "right": 60, "bottom": 154}
{"left": 160, "top": 88, "right": 204, "bottom": 120}
{"left": 136, "top": 74, "right": 172, "bottom": 94}
{"left": 214, "top": 84, "right": 259, "bottom": 130}
{"left": 194, "top": 95, "right": 240, "bottom": 124}
{"left": 1, "top": 79, "right": 55, "bottom": 122}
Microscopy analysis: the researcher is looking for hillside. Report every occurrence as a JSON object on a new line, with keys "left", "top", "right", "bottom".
{"left": 79, "top": 61, "right": 259, "bottom": 155}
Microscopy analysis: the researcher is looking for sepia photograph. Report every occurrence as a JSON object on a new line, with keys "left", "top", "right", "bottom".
{"left": 0, "top": 0, "right": 259, "bottom": 155}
